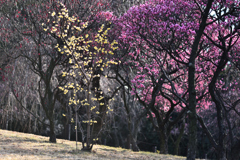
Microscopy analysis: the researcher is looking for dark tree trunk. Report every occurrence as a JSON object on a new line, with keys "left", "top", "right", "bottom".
{"left": 187, "top": 1, "right": 213, "bottom": 159}
{"left": 127, "top": 134, "right": 131, "bottom": 149}
{"left": 131, "top": 128, "right": 140, "bottom": 152}
{"left": 159, "top": 130, "right": 168, "bottom": 154}
{"left": 208, "top": 48, "right": 229, "bottom": 160}
{"left": 49, "top": 118, "right": 56, "bottom": 143}
{"left": 173, "top": 122, "right": 185, "bottom": 155}
{"left": 127, "top": 133, "right": 139, "bottom": 151}
{"left": 230, "top": 139, "right": 240, "bottom": 160}
{"left": 62, "top": 121, "right": 71, "bottom": 140}
{"left": 111, "top": 131, "right": 119, "bottom": 147}
{"left": 209, "top": 68, "right": 227, "bottom": 160}
{"left": 122, "top": 88, "right": 140, "bottom": 151}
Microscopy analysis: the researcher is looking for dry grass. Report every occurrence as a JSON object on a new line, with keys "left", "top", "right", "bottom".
{"left": 0, "top": 129, "right": 186, "bottom": 160}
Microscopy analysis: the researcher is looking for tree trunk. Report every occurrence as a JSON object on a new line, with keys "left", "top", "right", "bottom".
{"left": 127, "top": 134, "right": 131, "bottom": 149}
{"left": 159, "top": 130, "right": 168, "bottom": 154}
{"left": 122, "top": 87, "right": 140, "bottom": 151}
{"left": 86, "top": 89, "right": 91, "bottom": 149}
{"left": 49, "top": 118, "right": 56, "bottom": 143}
{"left": 187, "top": 105, "right": 197, "bottom": 159}
{"left": 217, "top": 151, "right": 226, "bottom": 160}
{"left": 67, "top": 105, "right": 71, "bottom": 140}
{"left": 230, "top": 139, "right": 240, "bottom": 160}
{"left": 173, "top": 122, "right": 185, "bottom": 155}
{"left": 131, "top": 127, "right": 140, "bottom": 152}
{"left": 131, "top": 136, "right": 139, "bottom": 151}
{"left": 187, "top": 1, "right": 213, "bottom": 159}
{"left": 81, "top": 86, "right": 93, "bottom": 151}
{"left": 208, "top": 50, "right": 229, "bottom": 160}
{"left": 112, "top": 130, "right": 119, "bottom": 147}
{"left": 6, "top": 108, "right": 8, "bottom": 130}
{"left": 34, "top": 107, "right": 37, "bottom": 133}
{"left": 91, "top": 76, "right": 107, "bottom": 139}
{"left": 68, "top": 124, "right": 71, "bottom": 140}
{"left": 127, "top": 133, "right": 139, "bottom": 151}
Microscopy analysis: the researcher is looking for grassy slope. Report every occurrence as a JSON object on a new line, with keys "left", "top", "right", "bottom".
{"left": 0, "top": 129, "right": 186, "bottom": 160}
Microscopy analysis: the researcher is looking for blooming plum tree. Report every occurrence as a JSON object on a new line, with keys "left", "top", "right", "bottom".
{"left": 114, "top": 0, "right": 240, "bottom": 159}
{"left": 113, "top": 0, "right": 199, "bottom": 154}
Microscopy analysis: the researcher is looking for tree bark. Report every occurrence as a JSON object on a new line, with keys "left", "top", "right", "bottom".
{"left": 112, "top": 130, "right": 119, "bottom": 147}
{"left": 49, "top": 118, "right": 56, "bottom": 143}
{"left": 131, "top": 127, "right": 140, "bottom": 151}
{"left": 159, "top": 130, "right": 168, "bottom": 154}
{"left": 187, "top": 1, "right": 213, "bottom": 159}
{"left": 230, "top": 139, "right": 240, "bottom": 160}
{"left": 209, "top": 51, "right": 228, "bottom": 160}
{"left": 122, "top": 87, "right": 140, "bottom": 151}
{"left": 91, "top": 76, "right": 107, "bottom": 139}
{"left": 173, "top": 122, "right": 185, "bottom": 155}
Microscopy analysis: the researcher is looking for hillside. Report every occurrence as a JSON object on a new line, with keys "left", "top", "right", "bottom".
{"left": 0, "top": 129, "right": 186, "bottom": 160}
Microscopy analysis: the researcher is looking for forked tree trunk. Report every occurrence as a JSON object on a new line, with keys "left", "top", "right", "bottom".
{"left": 128, "top": 134, "right": 139, "bottom": 151}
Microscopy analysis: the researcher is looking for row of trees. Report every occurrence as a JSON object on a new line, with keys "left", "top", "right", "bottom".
{"left": 0, "top": 0, "right": 240, "bottom": 159}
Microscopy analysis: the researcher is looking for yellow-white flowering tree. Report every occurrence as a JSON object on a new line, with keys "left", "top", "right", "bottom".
{"left": 43, "top": 2, "right": 118, "bottom": 150}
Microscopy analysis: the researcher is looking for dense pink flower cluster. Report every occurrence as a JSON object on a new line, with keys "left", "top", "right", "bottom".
{"left": 114, "top": 0, "right": 198, "bottom": 110}
{"left": 114, "top": 0, "right": 240, "bottom": 113}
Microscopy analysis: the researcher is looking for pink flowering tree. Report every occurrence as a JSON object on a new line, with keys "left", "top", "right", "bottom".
{"left": 195, "top": 1, "right": 240, "bottom": 159}
{"left": 114, "top": 0, "right": 240, "bottom": 158}
{"left": 113, "top": 0, "right": 200, "bottom": 154}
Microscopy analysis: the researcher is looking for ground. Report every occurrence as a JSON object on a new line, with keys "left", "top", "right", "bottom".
{"left": 0, "top": 129, "right": 187, "bottom": 160}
